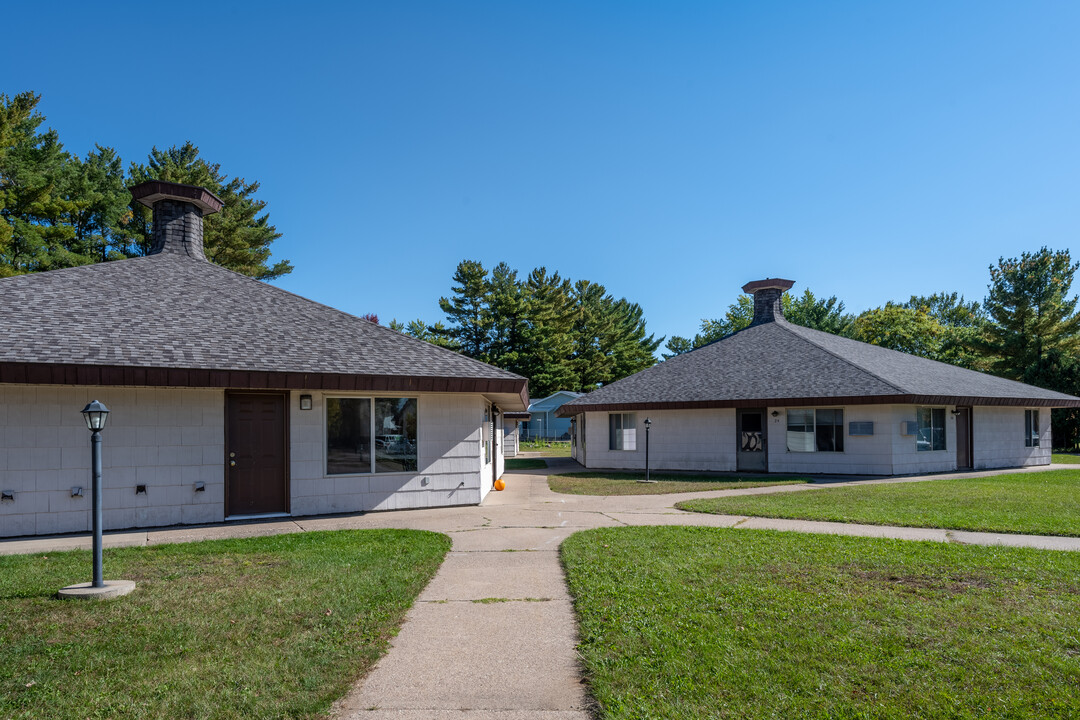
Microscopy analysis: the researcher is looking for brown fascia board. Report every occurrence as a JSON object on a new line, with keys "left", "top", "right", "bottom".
{"left": 554, "top": 394, "right": 1080, "bottom": 417}
{"left": 130, "top": 180, "right": 225, "bottom": 215}
{"left": 503, "top": 412, "right": 532, "bottom": 419}
{"left": 0, "top": 361, "right": 528, "bottom": 400}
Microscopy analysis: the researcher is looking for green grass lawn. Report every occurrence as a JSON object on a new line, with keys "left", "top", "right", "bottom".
{"left": 519, "top": 440, "right": 572, "bottom": 457}
{"left": 549, "top": 471, "right": 809, "bottom": 496}
{"left": 676, "top": 469, "right": 1080, "bottom": 537}
{"left": 0, "top": 529, "right": 449, "bottom": 720}
{"left": 1053, "top": 453, "right": 1080, "bottom": 464}
{"left": 562, "top": 526, "right": 1080, "bottom": 719}
{"left": 506, "top": 458, "right": 548, "bottom": 470}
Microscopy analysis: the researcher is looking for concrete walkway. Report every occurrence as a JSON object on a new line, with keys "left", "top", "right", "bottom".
{"left": 4, "top": 462, "right": 1080, "bottom": 718}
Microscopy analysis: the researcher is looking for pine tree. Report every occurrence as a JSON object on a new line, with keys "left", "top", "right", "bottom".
{"left": 977, "top": 248, "right": 1080, "bottom": 380}
{"left": 437, "top": 260, "right": 492, "bottom": 360}
{"left": 487, "top": 262, "right": 529, "bottom": 376}
{"left": 520, "top": 267, "right": 576, "bottom": 397}
{"left": 127, "top": 142, "right": 292, "bottom": 279}
{"left": 0, "top": 92, "right": 76, "bottom": 275}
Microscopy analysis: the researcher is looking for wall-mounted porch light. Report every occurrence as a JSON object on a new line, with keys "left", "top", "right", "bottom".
{"left": 299, "top": 394, "right": 313, "bottom": 411}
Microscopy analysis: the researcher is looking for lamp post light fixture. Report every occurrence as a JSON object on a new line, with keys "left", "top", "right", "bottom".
{"left": 58, "top": 401, "right": 135, "bottom": 600}
{"left": 639, "top": 417, "right": 655, "bottom": 483}
{"left": 82, "top": 400, "right": 109, "bottom": 588}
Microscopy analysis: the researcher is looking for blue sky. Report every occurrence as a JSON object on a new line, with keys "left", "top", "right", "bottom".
{"left": 5, "top": 1, "right": 1079, "bottom": 349}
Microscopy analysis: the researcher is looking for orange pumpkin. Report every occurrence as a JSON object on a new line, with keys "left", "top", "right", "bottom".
{"left": 494, "top": 478, "right": 506, "bottom": 491}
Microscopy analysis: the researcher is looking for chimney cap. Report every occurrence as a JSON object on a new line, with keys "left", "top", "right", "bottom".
{"left": 741, "top": 278, "right": 795, "bottom": 294}
{"left": 130, "top": 180, "right": 224, "bottom": 215}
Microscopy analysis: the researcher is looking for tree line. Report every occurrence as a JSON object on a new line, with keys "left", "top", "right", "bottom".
{"left": 390, "top": 260, "right": 662, "bottom": 399}
{"left": 0, "top": 91, "right": 289, "bottom": 280}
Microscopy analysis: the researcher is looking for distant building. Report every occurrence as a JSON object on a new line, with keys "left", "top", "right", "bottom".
{"left": 559, "top": 278, "right": 1080, "bottom": 475}
{"left": 524, "top": 391, "right": 583, "bottom": 440}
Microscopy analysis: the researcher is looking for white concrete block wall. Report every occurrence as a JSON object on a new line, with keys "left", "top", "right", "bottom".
{"left": 581, "top": 409, "right": 738, "bottom": 471}
{"left": 0, "top": 385, "right": 224, "bottom": 538}
{"left": 972, "top": 407, "right": 1051, "bottom": 469}
{"left": 767, "top": 405, "right": 896, "bottom": 475}
{"left": 289, "top": 392, "right": 487, "bottom": 516}
{"left": 890, "top": 405, "right": 957, "bottom": 475}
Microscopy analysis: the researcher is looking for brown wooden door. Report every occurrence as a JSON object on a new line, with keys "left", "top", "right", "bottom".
{"left": 955, "top": 407, "right": 973, "bottom": 470}
{"left": 226, "top": 392, "right": 288, "bottom": 516}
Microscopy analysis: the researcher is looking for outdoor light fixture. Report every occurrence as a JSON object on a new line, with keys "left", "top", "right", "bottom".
{"left": 299, "top": 394, "right": 312, "bottom": 411}
{"left": 80, "top": 399, "right": 110, "bottom": 431}
{"left": 58, "top": 399, "right": 134, "bottom": 600}
{"left": 194, "top": 482, "right": 206, "bottom": 492}
{"left": 135, "top": 485, "right": 147, "bottom": 495}
{"left": 639, "top": 417, "right": 655, "bottom": 483}
{"left": 771, "top": 410, "right": 780, "bottom": 417}
{"left": 1, "top": 490, "right": 13, "bottom": 502}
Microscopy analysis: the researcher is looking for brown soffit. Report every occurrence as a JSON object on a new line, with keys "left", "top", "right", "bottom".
{"left": 130, "top": 180, "right": 225, "bottom": 215}
{"left": 0, "top": 361, "right": 529, "bottom": 408}
{"left": 741, "top": 278, "right": 796, "bottom": 294}
{"left": 554, "top": 394, "right": 1080, "bottom": 417}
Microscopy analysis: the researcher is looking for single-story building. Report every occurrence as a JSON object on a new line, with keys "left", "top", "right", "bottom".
{"left": 522, "top": 390, "right": 582, "bottom": 440}
{"left": 0, "top": 181, "right": 528, "bottom": 538}
{"left": 558, "top": 279, "right": 1080, "bottom": 475}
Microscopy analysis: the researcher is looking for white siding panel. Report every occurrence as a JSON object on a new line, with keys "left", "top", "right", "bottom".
{"left": 289, "top": 392, "right": 486, "bottom": 517}
{"left": 972, "top": 407, "right": 1052, "bottom": 469}
{"left": 580, "top": 409, "right": 737, "bottom": 472}
{"left": 0, "top": 386, "right": 225, "bottom": 538}
{"left": 767, "top": 405, "right": 896, "bottom": 475}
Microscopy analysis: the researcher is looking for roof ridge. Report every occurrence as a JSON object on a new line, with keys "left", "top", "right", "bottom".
{"left": 775, "top": 322, "right": 909, "bottom": 394}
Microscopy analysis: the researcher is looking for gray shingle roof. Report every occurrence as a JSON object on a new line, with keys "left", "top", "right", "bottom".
{"left": 0, "top": 253, "right": 523, "bottom": 383}
{"left": 558, "top": 318, "right": 1080, "bottom": 415}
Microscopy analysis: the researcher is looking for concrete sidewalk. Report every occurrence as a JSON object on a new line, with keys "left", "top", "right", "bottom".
{"left": 5, "top": 463, "right": 1080, "bottom": 719}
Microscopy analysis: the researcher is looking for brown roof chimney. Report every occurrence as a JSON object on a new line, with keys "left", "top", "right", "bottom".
{"left": 742, "top": 278, "right": 795, "bottom": 326}
{"left": 130, "top": 181, "right": 224, "bottom": 261}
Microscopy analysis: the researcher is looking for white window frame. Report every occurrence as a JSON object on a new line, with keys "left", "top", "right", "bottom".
{"left": 325, "top": 395, "right": 420, "bottom": 476}
{"left": 609, "top": 412, "right": 637, "bottom": 451}
{"left": 786, "top": 408, "right": 844, "bottom": 453}
{"left": 916, "top": 407, "right": 946, "bottom": 452}
{"left": 1025, "top": 409, "right": 1040, "bottom": 448}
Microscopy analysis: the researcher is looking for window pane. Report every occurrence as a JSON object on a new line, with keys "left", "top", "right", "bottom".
{"left": 786, "top": 409, "right": 814, "bottom": 452}
{"left": 815, "top": 409, "right": 843, "bottom": 452}
{"left": 610, "top": 413, "right": 636, "bottom": 450}
{"left": 916, "top": 407, "right": 932, "bottom": 452}
{"left": 374, "top": 398, "right": 417, "bottom": 473}
{"left": 327, "top": 398, "right": 371, "bottom": 475}
{"left": 932, "top": 408, "right": 946, "bottom": 450}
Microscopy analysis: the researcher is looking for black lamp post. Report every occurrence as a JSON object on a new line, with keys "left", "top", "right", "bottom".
{"left": 643, "top": 417, "right": 654, "bottom": 483}
{"left": 81, "top": 400, "right": 109, "bottom": 588}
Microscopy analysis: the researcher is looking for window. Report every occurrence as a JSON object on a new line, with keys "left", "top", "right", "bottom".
{"left": 786, "top": 409, "right": 844, "bottom": 452}
{"left": 1025, "top": 409, "right": 1040, "bottom": 447}
{"left": 326, "top": 397, "right": 418, "bottom": 475}
{"left": 916, "top": 407, "right": 946, "bottom": 452}
{"left": 609, "top": 413, "right": 637, "bottom": 451}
